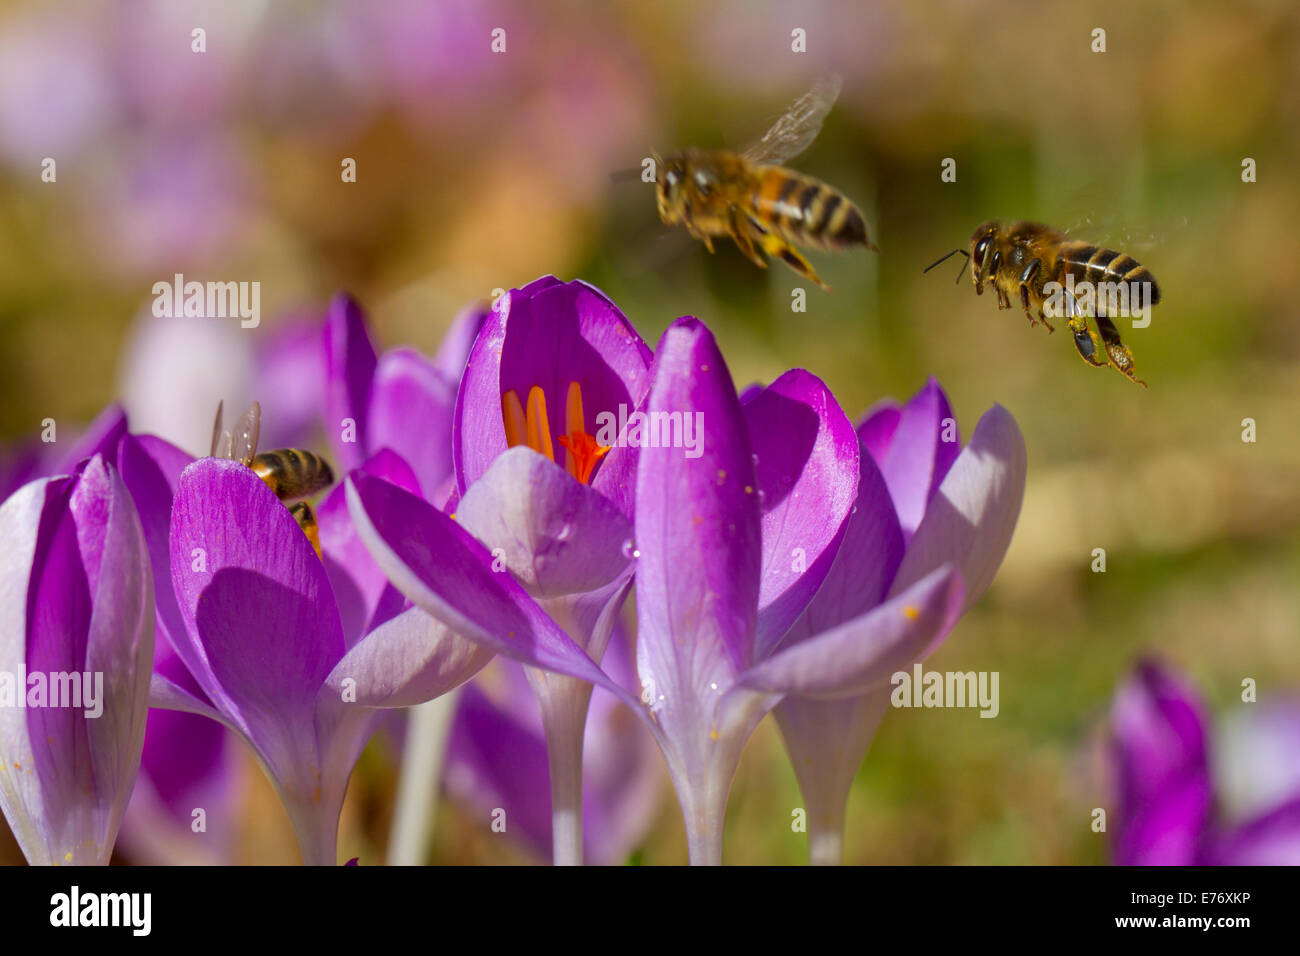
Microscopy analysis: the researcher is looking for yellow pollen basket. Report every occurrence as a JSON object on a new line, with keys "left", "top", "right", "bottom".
{"left": 502, "top": 381, "right": 610, "bottom": 485}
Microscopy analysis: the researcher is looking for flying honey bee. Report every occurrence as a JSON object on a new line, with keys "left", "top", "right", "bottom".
{"left": 210, "top": 401, "right": 335, "bottom": 557}
{"left": 654, "top": 75, "right": 876, "bottom": 290}
{"left": 926, "top": 220, "right": 1161, "bottom": 387}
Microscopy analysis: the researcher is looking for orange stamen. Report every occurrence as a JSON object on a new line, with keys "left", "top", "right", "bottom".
{"left": 502, "top": 381, "right": 610, "bottom": 484}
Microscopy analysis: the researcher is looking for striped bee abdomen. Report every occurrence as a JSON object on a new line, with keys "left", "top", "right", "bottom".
{"left": 752, "top": 168, "right": 870, "bottom": 250}
{"left": 1058, "top": 242, "right": 1161, "bottom": 306}
{"left": 251, "top": 448, "right": 335, "bottom": 502}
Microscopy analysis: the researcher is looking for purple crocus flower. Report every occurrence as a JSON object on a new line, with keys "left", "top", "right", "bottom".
{"left": 149, "top": 448, "right": 492, "bottom": 865}
{"left": 767, "top": 379, "right": 1026, "bottom": 863}
{"left": 350, "top": 276, "right": 653, "bottom": 864}
{"left": 1109, "top": 660, "right": 1300, "bottom": 865}
{"left": 0, "top": 455, "right": 154, "bottom": 865}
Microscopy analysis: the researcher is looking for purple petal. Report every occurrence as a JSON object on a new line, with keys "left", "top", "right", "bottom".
{"left": 321, "top": 606, "right": 492, "bottom": 710}
{"left": 1109, "top": 661, "right": 1212, "bottom": 866}
{"left": 739, "top": 566, "right": 965, "bottom": 697}
{"left": 254, "top": 316, "right": 326, "bottom": 449}
{"left": 116, "top": 433, "right": 193, "bottom": 655}
{"left": 453, "top": 277, "right": 652, "bottom": 513}
{"left": 1202, "top": 797, "right": 1300, "bottom": 865}
{"left": 455, "top": 446, "right": 633, "bottom": 599}
{"left": 323, "top": 292, "right": 378, "bottom": 472}
{"left": 169, "top": 458, "right": 344, "bottom": 780}
{"left": 855, "top": 400, "right": 901, "bottom": 465}
{"left": 318, "top": 448, "right": 420, "bottom": 647}
{"left": 346, "top": 471, "right": 630, "bottom": 702}
{"left": 55, "top": 403, "right": 128, "bottom": 474}
{"left": 778, "top": 450, "right": 904, "bottom": 652}
{"left": 367, "top": 347, "right": 458, "bottom": 495}
{"left": 635, "top": 318, "right": 761, "bottom": 723}
{"left": 0, "top": 456, "right": 153, "bottom": 866}
{"left": 875, "top": 379, "right": 959, "bottom": 539}
{"left": 743, "top": 369, "right": 859, "bottom": 656}
{"left": 432, "top": 302, "right": 490, "bottom": 385}
{"left": 888, "top": 404, "right": 1026, "bottom": 612}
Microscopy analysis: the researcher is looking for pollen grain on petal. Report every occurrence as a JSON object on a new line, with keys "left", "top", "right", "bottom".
{"left": 903, "top": 605, "right": 920, "bottom": 620}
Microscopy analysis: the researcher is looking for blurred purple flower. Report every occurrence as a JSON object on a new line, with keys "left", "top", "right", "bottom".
{"left": 1110, "top": 660, "right": 1300, "bottom": 865}
{"left": 324, "top": 294, "right": 488, "bottom": 503}
{"left": 446, "top": 624, "right": 663, "bottom": 865}
{"left": 769, "top": 380, "right": 1026, "bottom": 863}
{"left": 0, "top": 456, "right": 153, "bottom": 865}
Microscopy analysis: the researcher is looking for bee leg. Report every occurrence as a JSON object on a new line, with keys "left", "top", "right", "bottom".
{"left": 1094, "top": 314, "right": 1148, "bottom": 388}
{"left": 1067, "top": 317, "right": 1109, "bottom": 368}
{"left": 1019, "top": 260, "right": 1053, "bottom": 332}
{"left": 288, "top": 501, "right": 324, "bottom": 559}
{"left": 729, "top": 207, "right": 768, "bottom": 269}
{"left": 995, "top": 286, "right": 1011, "bottom": 310}
{"left": 758, "top": 233, "right": 829, "bottom": 290}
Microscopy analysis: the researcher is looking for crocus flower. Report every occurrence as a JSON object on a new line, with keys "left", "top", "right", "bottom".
{"left": 0, "top": 455, "right": 154, "bottom": 865}
{"left": 1109, "top": 660, "right": 1300, "bottom": 865}
{"left": 350, "top": 276, "right": 652, "bottom": 864}
{"left": 149, "top": 448, "right": 492, "bottom": 865}
{"left": 768, "top": 379, "right": 1026, "bottom": 863}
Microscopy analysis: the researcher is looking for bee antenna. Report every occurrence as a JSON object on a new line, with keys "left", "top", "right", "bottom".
{"left": 923, "top": 248, "right": 967, "bottom": 275}
{"left": 954, "top": 253, "right": 970, "bottom": 284}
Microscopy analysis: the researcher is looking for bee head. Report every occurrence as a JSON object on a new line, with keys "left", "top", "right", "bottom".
{"left": 655, "top": 154, "right": 690, "bottom": 224}
{"left": 968, "top": 220, "right": 1001, "bottom": 287}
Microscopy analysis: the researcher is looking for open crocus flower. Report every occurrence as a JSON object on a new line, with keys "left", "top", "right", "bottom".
{"left": 632, "top": 318, "right": 978, "bottom": 864}
{"left": 0, "top": 455, "right": 153, "bottom": 865}
{"left": 1109, "top": 660, "right": 1300, "bottom": 865}
{"left": 149, "top": 450, "right": 492, "bottom": 865}
{"left": 325, "top": 293, "right": 488, "bottom": 501}
{"left": 354, "top": 276, "right": 652, "bottom": 865}
{"left": 767, "top": 379, "right": 1026, "bottom": 863}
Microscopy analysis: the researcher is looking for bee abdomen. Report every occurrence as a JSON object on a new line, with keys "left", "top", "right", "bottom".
{"left": 251, "top": 448, "right": 335, "bottom": 502}
{"left": 1060, "top": 243, "right": 1161, "bottom": 305}
{"left": 754, "top": 170, "right": 869, "bottom": 249}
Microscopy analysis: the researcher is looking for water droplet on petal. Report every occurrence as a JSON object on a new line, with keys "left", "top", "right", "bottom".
{"left": 621, "top": 538, "right": 640, "bottom": 560}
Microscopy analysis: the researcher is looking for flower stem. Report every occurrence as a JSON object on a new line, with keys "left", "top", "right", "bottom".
{"left": 529, "top": 670, "right": 593, "bottom": 866}
{"left": 386, "top": 689, "right": 462, "bottom": 865}
{"left": 808, "top": 812, "right": 846, "bottom": 866}
{"left": 286, "top": 798, "right": 342, "bottom": 867}
{"left": 675, "top": 773, "right": 731, "bottom": 866}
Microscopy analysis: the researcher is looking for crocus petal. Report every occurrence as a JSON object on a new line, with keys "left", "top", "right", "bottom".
{"left": 1109, "top": 661, "right": 1212, "bottom": 866}
{"left": 320, "top": 606, "right": 492, "bottom": 710}
{"left": 888, "top": 404, "right": 1026, "bottom": 611}
{"left": 254, "top": 316, "right": 326, "bottom": 450}
{"left": 367, "top": 347, "right": 458, "bottom": 495}
{"left": 346, "top": 471, "right": 633, "bottom": 706}
{"left": 875, "top": 379, "right": 959, "bottom": 539}
{"left": 0, "top": 457, "right": 153, "bottom": 866}
{"left": 56, "top": 403, "right": 128, "bottom": 473}
{"left": 855, "top": 399, "right": 900, "bottom": 463}
{"left": 169, "top": 458, "right": 345, "bottom": 786}
{"left": 779, "top": 450, "right": 905, "bottom": 651}
{"left": 323, "top": 292, "right": 378, "bottom": 472}
{"left": 318, "top": 448, "right": 420, "bottom": 648}
{"left": 738, "top": 566, "right": 964, "bottom": 698}
{"left": 1201, "top": 797, "right": 1300, "bottom": 866}
{"left": 743, "top": 369, "right": 859, "bottom": 656}
{"left": 455, "top": 446, "right": 633, "bottom": 599}
{"left": 432, "top": 302, "right": 490, "bottom": 385}
{"left": 453, "top": 277, "right": 653, "bottom": 514}
{"left": 635, "top": 318, "right": 761, "bottom": 723}
{"left": 116, "top": 433, "right": 193, "bottom": 653}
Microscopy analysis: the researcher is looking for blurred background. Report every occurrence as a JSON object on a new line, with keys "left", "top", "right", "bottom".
{"left": 2, "top": 0, "right": 1298, "bottom": 864}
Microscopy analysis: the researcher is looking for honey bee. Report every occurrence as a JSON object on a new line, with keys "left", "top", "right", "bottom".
{"left": 926, "top": 220, "right": 1161, "bottom": 387}
{"left": 210, "top": 401, "right": 335, "bottom": 557}
{"left": 654, "top": 75, "right": 876, "bottom": 290}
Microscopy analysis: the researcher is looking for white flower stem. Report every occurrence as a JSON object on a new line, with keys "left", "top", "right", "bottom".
{"left": 386, "top": 689, "right": 462, "bottom": 866}
{"left": 808, "top": 813, "right": 846, "bottom": 866}
{"left": 530, "top": 671, "right": 593, "bottom": 866}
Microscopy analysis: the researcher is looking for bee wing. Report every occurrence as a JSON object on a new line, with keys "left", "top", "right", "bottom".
{"left": 209, "top": 400, "right": 232, "bottom": 459}
{"left": 740, "top": 74, "right": 843, "bottom": 167}
{"left": 229, "top": 401, "right": 261, "bottom": 467}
